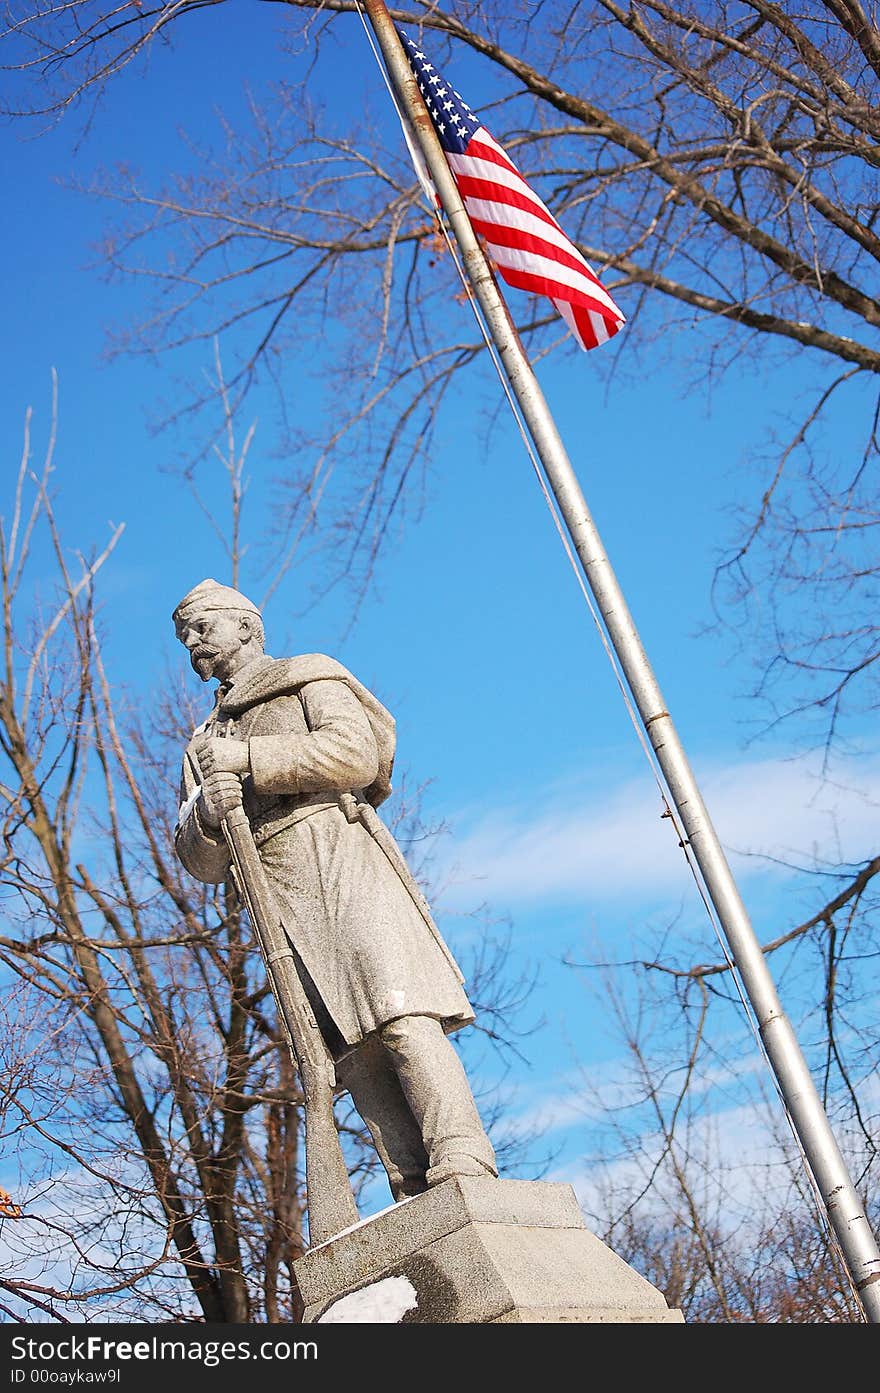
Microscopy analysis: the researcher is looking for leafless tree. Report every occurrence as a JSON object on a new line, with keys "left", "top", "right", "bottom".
{"left": 566, "top": 961, "right": 875, "bottom": 1321}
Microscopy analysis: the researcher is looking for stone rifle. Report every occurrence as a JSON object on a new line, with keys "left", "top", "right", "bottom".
{"left": 206, "top": 752, "right": 360, "bottom": 1247}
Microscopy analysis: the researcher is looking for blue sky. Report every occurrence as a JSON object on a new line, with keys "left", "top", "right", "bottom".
{"left": 2, "top": 2, "right": 877, "bottom": 1232}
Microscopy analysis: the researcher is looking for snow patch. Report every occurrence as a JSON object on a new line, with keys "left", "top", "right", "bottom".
{"left": 318, "top": 1275, "right": 418, "bottom": 1323}
{"left": 308, "top": 1192, "right": 419, "bottom": 1252}
{"left": 175, "top": 786, "right": 201, "bottom": 831}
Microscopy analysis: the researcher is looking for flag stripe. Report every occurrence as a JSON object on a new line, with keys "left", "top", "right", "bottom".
{"left": 468, "top": 211, "right": 599, "bottom": 285}
{"left": 460, "top": 180, "right": 623, "bottom": 317}
{"left": 465, "top": 204, "right": 620, "bottom": 308}
{"left": 452, "top": 170, "right": 566, "bottom": 237}
{"left": 459, "top": 128, "right": 522, "bottom": 177}
{"left": 475, "top": 229, "right": 622, "bottom": 322}
{"left": 493, "top": 257, "right": 621, "bottom": 324}
{"left": 463, "top": 195, "right": 588, "bottom": 264}
{"left": 449, "top": 152, "right": 559, "bottom": 229}
{"left": 556, "top": 300, "right": 612, "bottom": 351}
{"left": 452, "top": 131, "right": 557, "bottom": 209}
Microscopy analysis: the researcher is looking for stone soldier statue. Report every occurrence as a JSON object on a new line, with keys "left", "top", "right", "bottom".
{"left": 172, "top": 578, "right": 497, "bottom": 1202}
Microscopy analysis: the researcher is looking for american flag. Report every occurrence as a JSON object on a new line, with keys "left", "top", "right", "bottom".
{"left": 397, "top": 27, "right": 625, "bottom": 352}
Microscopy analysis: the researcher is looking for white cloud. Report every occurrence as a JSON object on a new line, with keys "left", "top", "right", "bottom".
{"left": 555, "top": 1097, "right": 791, "bottom": 1231}
{"left": 504, "top": 1070, "right": 610, "bottom": 1139}
{"left": 509, "top": 1048, "right": 772, "bottom": 1145}
{"left": 435, "top": 750, "right": 880, "bottom": 909}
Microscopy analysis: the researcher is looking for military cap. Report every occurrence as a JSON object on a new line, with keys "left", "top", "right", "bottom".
{"left": 172, "top": 578, "right": 262, "bottom": 629}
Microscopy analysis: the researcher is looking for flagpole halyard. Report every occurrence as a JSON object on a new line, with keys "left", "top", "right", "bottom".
{"left": 360, "top": 0, "right": 880, "bottom": 1322}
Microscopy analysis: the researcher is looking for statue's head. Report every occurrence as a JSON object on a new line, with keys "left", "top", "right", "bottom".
{"left": 173, "top": 579, "right": 265, "bottom": 684}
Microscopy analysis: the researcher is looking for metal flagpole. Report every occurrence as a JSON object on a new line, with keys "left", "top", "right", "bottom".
{"left": 362, "top": 0, "right": 880, "bottom": 1322}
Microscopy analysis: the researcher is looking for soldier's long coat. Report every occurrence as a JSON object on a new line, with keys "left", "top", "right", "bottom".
{"left": 175, "top": 653, "right": 475, "bottom": 1046}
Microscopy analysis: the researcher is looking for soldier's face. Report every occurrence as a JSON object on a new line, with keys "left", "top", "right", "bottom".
{"left": 176, "top": 608, "right": 247, "bottom": 683}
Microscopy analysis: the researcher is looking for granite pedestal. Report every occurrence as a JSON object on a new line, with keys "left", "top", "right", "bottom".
{"left": 294, "top": 1176, "right": 685, "bottom": 1323}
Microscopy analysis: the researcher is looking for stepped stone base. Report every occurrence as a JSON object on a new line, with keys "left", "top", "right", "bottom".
{"left": 294, "top": 1176, "right": 685, "bottom": 1324}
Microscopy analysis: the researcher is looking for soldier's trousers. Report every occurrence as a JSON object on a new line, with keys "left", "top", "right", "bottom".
{"left": 336, "top": 1015, "right": 498, "bottom": 1200}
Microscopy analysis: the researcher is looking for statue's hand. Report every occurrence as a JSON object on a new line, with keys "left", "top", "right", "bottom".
{"left": 198, "top": 771, "right": 244, "bottom": 828}
{"left": 195, "top": 733, "right": 250, "bottom": 776}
